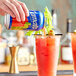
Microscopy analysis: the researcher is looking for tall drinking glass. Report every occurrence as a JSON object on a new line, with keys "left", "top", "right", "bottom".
{"left": 71, "top": 33, "right": 76, "bottom": 76}
{"left": 35, "top": 35, "right": 61, "bottom": 76}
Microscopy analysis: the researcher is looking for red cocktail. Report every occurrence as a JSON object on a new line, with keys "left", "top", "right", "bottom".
{"left": 35, "top": 35, "right": 61, "bottom": 76}
{"left": 71, "top": 33, "right": 76, "bottom": 76}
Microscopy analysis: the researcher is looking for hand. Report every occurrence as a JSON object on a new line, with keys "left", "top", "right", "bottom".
{"left": 0, "top": 0, "right": 29, "bottom": 21}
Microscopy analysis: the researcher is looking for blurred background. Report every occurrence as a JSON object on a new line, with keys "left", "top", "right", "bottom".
{"left": 0, "top": 0, "right": 76, "bottom": 72}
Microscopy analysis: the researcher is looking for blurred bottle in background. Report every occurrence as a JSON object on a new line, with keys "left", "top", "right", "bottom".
{"left": 8, "top": 32, "right": 17, "bottom": 46}
{"left": 5, "top": 32, "right": 17, "bottom": 65}
{"left": 52, "top": 9, "right": 61, "bottom": 34}
{"left": 16, "top": 31, "right": 24, "bottom": 46}
{"left": 2, "top": 32, "right": 8, "bottom": 40}
{"left": 30, "top": 49, "right": 35, "bottom": 65}
{"left": 27, "top": 36, "right": 36, "bottom": 65}
{"left": 5, "top": 47, "right": 11, "bottom": 65}
{"left": 60, "top": 19, "right": 73, "bottom": 64}
{"left": 0, "top": 24, "right": 7, "bottom": 64}
{"left": 16, "top": 31, "right": 30, "bottom": 65}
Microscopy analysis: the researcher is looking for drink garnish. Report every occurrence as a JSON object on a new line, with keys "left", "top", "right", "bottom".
{"left": 48, "top": 30, "right": 55, "bottom": 36}
{"left": 25, "top": 7, "right": 55, "bottom": 36}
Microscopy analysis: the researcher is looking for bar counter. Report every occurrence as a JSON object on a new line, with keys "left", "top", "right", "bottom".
{"left": 0, "top": 64, "right": 73, "bottom": 72}
{"left": 0, "top": 75, "right": 72, "bottom": 76}
{"left": 0, "top": 71, "right": 74, "bottom": 76}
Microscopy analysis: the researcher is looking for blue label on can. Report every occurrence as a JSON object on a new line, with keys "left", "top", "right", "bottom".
{"left": 9, "top": 10, "right": 44, "bottom": 31}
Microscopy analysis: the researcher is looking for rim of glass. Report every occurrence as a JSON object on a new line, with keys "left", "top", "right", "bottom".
{"left": 34, "top": 34, "right": 62, "bottom": 38}
{"left": 34, "top": 34, "right": 62, "bottom": 36}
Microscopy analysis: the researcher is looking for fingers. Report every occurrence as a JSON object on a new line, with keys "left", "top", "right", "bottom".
{"left": 1, "top": 0, "right": 29, "bottom": 22}
{"left": 0, "top": 4, "right": 15, "bottom": 17}
{"left": 4, "top": 0, "right": 21, "bottom": 21}
{"left": 0, "top": 8, "right": 6, "bottom": 16}
{"left": 18, "top": 1, "right": 29, "bottom": 16}
{"left": 11, "top": 0, "right": 25, "bottom": 21}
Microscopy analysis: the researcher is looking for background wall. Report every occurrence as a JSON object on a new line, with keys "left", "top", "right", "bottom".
{"left": 0, "top": 0, "right": 76, "bottom": 34}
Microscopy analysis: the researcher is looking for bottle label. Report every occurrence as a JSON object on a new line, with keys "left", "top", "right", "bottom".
{"left": 62, "top": 47, "right": 73, "bottom": 61}
{"left": 18, "top": 47, "right": 30, "bottom": 65}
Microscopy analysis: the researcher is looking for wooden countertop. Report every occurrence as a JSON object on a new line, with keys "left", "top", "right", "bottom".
{"left": 0, "top": 64, "right": 74, "bottom": 72}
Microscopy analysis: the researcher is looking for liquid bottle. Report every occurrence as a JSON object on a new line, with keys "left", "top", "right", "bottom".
{"left": 52, "top": 9, "right": 61, "bottom": 34}
{"left": 16, "top": 31, "right": 30, "bottom": 65}
{"left": 61, "top": 19, "right": 73, "bottom": 64}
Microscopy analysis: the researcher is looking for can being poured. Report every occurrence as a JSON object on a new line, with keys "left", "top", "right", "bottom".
{"left": 4, "top": 11, "right": 45, "bottom": 31}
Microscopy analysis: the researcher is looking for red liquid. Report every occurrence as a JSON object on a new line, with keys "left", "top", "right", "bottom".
{"left": 71, "top": 33, "right": 76, "bottom": 73}
{"left": 36, "top": 36, "right": 60, "bottom": 76}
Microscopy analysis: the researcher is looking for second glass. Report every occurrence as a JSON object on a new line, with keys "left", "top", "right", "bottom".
{"left": 71, "top": 33, "right": 76, "bottom": 76}
{"left": 35, "top": 35, "right": 61, "bottom": 76}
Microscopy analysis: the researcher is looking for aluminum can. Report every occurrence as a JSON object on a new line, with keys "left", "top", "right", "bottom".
{"left": 4, "top": 10, "right": 45, "bottom": 31}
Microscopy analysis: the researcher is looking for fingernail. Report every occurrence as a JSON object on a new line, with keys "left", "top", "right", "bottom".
{"left": 26, "top": 12, "right": 29, "bottom": 16}
{"left": 27, "top": 13, "right": 29, "bottom": 16}
{"left": 11, "top": 15, "right": 15, "bottom": 18}
{"left": 12, "top": 15, "right": 15, "bottom": 18}
{"left": 22, "top": 17, "right": 25, "bottom": 21}
{"left": 17, "top": 18, "right": 21, "bottom": 22}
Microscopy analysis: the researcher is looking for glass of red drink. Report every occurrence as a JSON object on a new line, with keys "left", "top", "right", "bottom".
{"left": 71, "top": 33, "right": 76, "bottom": 76}
{"left": 35, "top": 35, "right": 61, "bottom": 76}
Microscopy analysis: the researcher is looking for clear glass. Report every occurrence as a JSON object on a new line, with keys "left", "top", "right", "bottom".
{"left": 71, "top": 33, "right": 76, "bottom": 76}
{"left": 35, "top": 35, "right": 61, "bottom": 76}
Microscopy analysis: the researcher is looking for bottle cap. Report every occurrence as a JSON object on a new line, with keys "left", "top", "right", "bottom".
{"left": 67, "top": 18, "right": 72, "bottom": 33}
{"left": 67, "top": 18, "right": 72, "bottom": 23}
{"left": 51, "top": 9, "right": 56, "bottom": 15}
